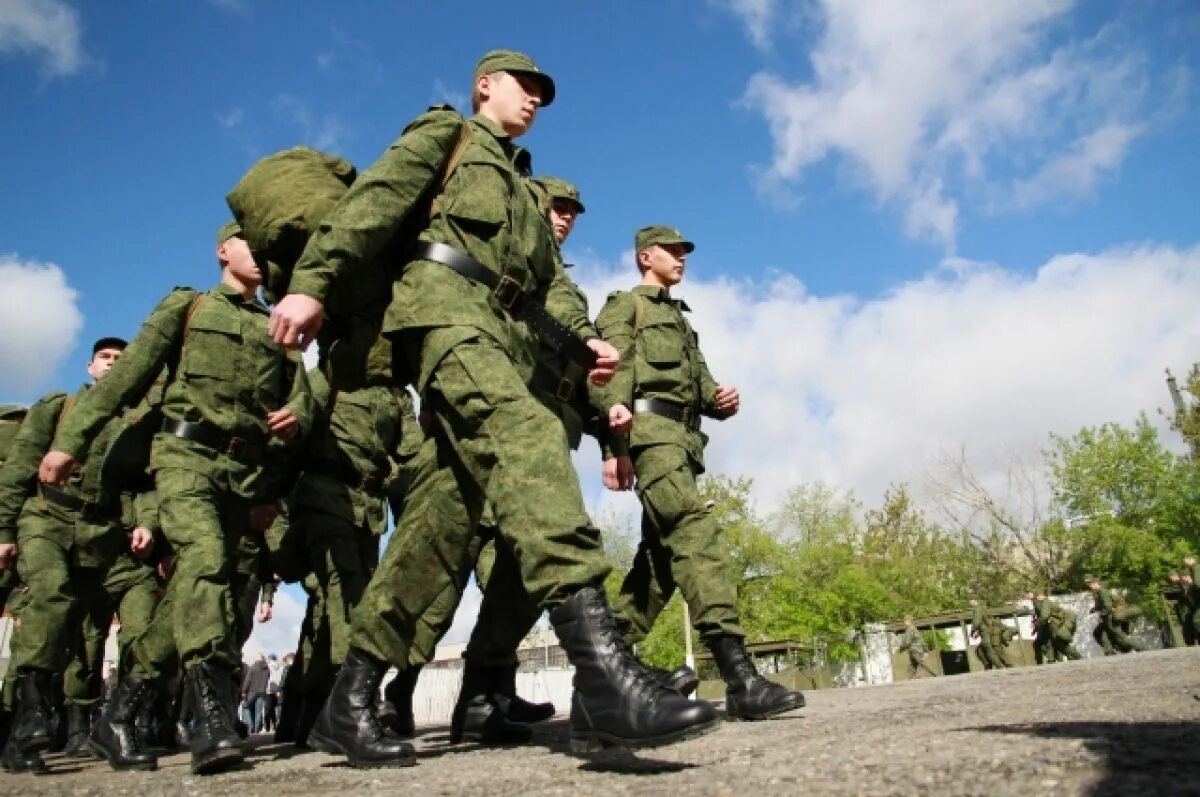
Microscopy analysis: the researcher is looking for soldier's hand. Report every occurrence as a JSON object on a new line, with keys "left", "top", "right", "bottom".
{"left": 38, "top": 450, "right": 78, "bottom": 486}
{"left": 157, "top": 555, "right": 176, "bottom": 581}
{"left": 608, "top": 404, "right": 633, "bottom": 435}
{"left": 602, "top": 456, "right": 635, "bottom": 491}
{"left": 130, "top": 528, "right": 155, "bottom": 559}
{"left": 267, "top": 408, "right": 299, "bottom": 439}
{"left": 269, "top": 294, "right": 325, "bottom": 350}
{"left": 258, "top": 601, "right": 274, "bottom": 623}
{"left": 0, "top": 543, "right": 16, "bottom": 570}
{"left": 586, "top": 339, "right": 620, "bottom": 386}
{"left": 714, "top": 385, "right": 740, "bottom": 416}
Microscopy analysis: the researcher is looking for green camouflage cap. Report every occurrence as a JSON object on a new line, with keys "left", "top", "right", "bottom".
{"left": 474, "top": 49, "right": 556, "bottom": 107}
{"left": 216, "top": 219, "right": 243, "bottom": 246}
{"left": 635, "top": 225, "right": 695, "bottom": 253}
{"left": 536, "top": 175, "right": 585, "bottom": 213}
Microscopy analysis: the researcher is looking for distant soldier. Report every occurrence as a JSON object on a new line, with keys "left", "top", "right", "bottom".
{"left": 1179, "top": 572, "right": 1200, "bottom": 644}
{"left": 1086, "top": 576, "right": 1142, "bottom": 655}
{"left": 897, "top": 618, "right": 938, "bottom": 678}
{"left": 1034, "top": 592, "right": 1081, "bottom": 661}
{"left": 1163, "top": 572, "right": 1196, "bottom": 646}
{"left": 969, "top": 598, "right": 1006, "bottom": 670}
{"left": 1029, "top": 591, "right": 1053, "bottom": 664}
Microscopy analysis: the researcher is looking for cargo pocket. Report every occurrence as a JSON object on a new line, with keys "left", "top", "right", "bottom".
{"left": 443, "top": 164, "right": 508, "bottom": 240}
{"left": 641, "top": 321, "right": 683, "bottom": 366}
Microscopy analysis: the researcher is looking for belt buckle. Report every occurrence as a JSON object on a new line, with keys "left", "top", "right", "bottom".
{"left": 227, "top": 436, "right": 248, "bottom": 459}
{"left": 555, "top": 378, "right": 575, "bottom": 403}
{"left": 494, "top": 276, "right": 524, "bottom": 311}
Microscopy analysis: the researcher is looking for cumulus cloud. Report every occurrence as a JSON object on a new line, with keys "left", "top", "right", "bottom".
{"left": 271, "top": 94, "right": 347, "bottom": 152}
{"left": 0, "top": 0, "right": 88, "bottom": 77}
{"left": 242, "top": 585, "right": 305, "bottom": 661}
{"left": 0, "top": 255, "right": 83, "bottom": 396}
{"left": 733, "top": 0, "right": 1154, "bottom": 250}
{"left": 570, "top": 243, "right": 1200, "bottom": 514}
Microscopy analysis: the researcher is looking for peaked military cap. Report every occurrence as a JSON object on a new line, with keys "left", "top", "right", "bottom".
{"left": 92, "top": 336, "right": 128, "bottom": 354}
{"left": 474, "top": 49, "right": 556, "bottom": 107}
{"left": 537, "top": 176, "right": 585, "bottom": 213}
{"left": 636, "top": 225, "right": 695, "bottom": 253}
{"left": 216, "top": 219, "right": 243, "bottom": 246}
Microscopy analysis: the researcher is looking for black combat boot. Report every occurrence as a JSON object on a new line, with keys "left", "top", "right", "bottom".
{"left": 549, "top": 587, "right": 719, "bottom": 752}
{"left": 62, "top": 703, "right": 96, "bottom": 758}
{"left": 187, "top": 663, "right": 245, "bottom": 775}
{"left": 378, "top": 664, "right": 420, "bottom": 739}
{"left": 708, "top": 635, "right": 805, "bottom": 720}
{"left": 645, "top": 664, "right": 700, "bottom": 697}
{"left": 449, "top": 665, "right": 531, "bottom": 745}
{"left": 293, "top": 688, "right": 329, "bottom": 748}
{"left": 491, "top": 662, "right": 555, "bottom": 723}
{"left": 87, "top": 675, "right": 158, "bottom": 771}
{"left": 308, "top": 648, "right": 415, "bottom": 768}
{"left": 0, "top": 737, "right": 48, "bottom": 775}
{"left": 8, "top": 669, "right": 55, "bottom": 755}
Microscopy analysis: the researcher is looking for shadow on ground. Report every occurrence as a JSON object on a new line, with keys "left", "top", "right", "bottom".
{"left": 976, "top": 720, "right": 1200, "bottom": 796}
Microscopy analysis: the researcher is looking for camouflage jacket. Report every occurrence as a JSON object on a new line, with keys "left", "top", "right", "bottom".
{"left": 286, "top": 108, "right": 593, "bottom": 392}
{"left": 898, "top": 626, "right": 926, "bottom": 654}
{"left": 0, "top": 386, "right": 156, "bottom": 548}
{"left": 53, "top": 283, "right": 311, "bottom": 501}
{"left": 291, "top": 369, "right": 409, "bottom": 533}
{"left": 595, "top": 286, "right": 727, "bottom": 469}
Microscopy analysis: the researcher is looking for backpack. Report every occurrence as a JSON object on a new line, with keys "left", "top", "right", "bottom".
{"left": 0, "top": 405, "right": 29, "bottom": 465}
{"left": 226, "top": 111, "right": 472, "bottom": 390}
{"left": 75, "top": 294, "right": 206, "bottom": 500}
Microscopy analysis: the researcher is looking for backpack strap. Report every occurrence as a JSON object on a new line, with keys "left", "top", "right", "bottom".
{"left": 428, "top": 121, "right": 473, "bottom": 220}
{"left": 53, "top": 393, "right": 77, "bottom": 438}
{"left": 167, "top": 293, "right": 207, "bottom": 379}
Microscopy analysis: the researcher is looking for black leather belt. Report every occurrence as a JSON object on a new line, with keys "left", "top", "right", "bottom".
{"left": 161, "top": 419, "right": 263, "bottom": 462}
{"left": 303, "top": 459, "right": 382, "bottom": 493}
{"left": 529, "top": 361, "right": 577, "bottom": 404}
{"left": 412, "top": 241, "right": 598, "bottom": 370}
{"left": 633, "top": 397, "right": 700, "bottom": 430}
{"left": 39, "top": 484, "right": 112, "bottom": 521}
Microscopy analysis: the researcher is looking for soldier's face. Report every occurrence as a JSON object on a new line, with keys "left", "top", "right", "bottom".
{"left": 218, "top": 236, "right": 262, "bottom": 290}
{"left": 479, "top": 71, "right": 541, "bottom": 136}
{"left": 639, "top": 244, "right": 687, "bottom": 288}
{"left": 549, "top": 199, "right": 578, "bottom": 244}
{"left": 87, "top": 347, "right": 123, "bottom": 382}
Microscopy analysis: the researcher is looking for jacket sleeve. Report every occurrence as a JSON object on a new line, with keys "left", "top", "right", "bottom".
{"left": 53, "top": 290, "right": 195, "bottom": 459}
{"left": 544, "top": 251, "right": 598, "bottom": 340}
{"left": 286, "top": 109, "right": 465, "bottom": 304}
{"left": 0, "top": 393, "right": 66, "bottom": 544}
{"left": 593, "top": 292, "right": 636, "bottom": 413}
{"left": 696, "top": 342, "right": 724, "bottom": 419}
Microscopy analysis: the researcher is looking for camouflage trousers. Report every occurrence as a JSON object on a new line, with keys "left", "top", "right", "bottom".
{"left": 9, "top": 504, "right": 157, "bottom": 683}
{"left": 62, "top": 553, "right": 159, "bottom": 708}
{"left": 296, "top": 512, "right": 379, "bottom": 694}
{"left": 1093, "top": 616, "right": 1141, "bottom": 654}
{"left": 129, "top": 466, "right": 260, "bottom": 678}
{"left": 612, "top": 443, "right": 744, "bottom": 645}
{"left": 349, "top": 331, "right": 609, "bottom": 668}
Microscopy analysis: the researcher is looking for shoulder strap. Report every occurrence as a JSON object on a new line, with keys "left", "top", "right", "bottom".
{"left": 53, "top": 393, "right": 77, "bottom": 438}
{"left": 428, "top": 121, "right": 473, "bottom": 220}
{"left": 632, "top": 293, "right": 647, "bottom": 336}
{"left": 168, "top": 293, "right": 207, "bottom": 379}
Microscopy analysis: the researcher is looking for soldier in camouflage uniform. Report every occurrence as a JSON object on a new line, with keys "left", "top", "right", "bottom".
{"left": 1033, "top": 592, "right": 1080, "bottom": 661}
{"left": 1086, "top": 576, "right": 1142, "bottom": 655}
{"left": 0, "top": 338, "right": 161, "bottom": 774}
{"left": 969, "top": 598, "right": 1006, "bottom": 670}
{"left": 270, "top": 50, "right": 718, "bottom": 767}
{"left": 897, "top": 618, "right": 938, "bottom": 678}
{"left": 594, "top": 226, "right": 804, "bottom": 721}
{"left": 288, "top": 363, "right": 409, "bottom": 743}
{"left": 40, "top": 222, "right": 311, "bottom": 774}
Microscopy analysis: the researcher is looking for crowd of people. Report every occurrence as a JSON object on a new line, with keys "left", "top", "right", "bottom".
{"left": 0, "top": 48, "right": 805, "bottom": 779}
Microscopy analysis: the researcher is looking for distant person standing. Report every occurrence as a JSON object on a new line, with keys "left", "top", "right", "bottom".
{"left": 241, "top": 653, "right": 270, "bottom": 733}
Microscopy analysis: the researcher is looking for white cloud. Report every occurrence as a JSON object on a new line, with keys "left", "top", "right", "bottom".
{"left": 271, "top": 93, "right": 346, "bottom": 152}
{"left": 242, "top": 585, "right": 305, "bottom": 661}
{"left": 714, "top": 0, "right": 779, "bottom": 51}
{"left": 0, "top": 255, "right": 83, "bottom": 395}
{"left": 736, "top": 0, "right": 1152, "bottom": 250}
{"left": 431, "top": 79, "right": 467, "bottom": 113}
{"left": 0, "top": 0, "right": 87, "bottom": 77}
{"left": 216, "top": 107, "right": 244, "bottom": 130}
{"left": 571, "top": 243, "right": 1200, "bottom": 514}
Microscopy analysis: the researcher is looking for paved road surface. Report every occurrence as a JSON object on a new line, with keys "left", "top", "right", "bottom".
{"left": 6, "top": 646, "right": 1198, "bottom": 796}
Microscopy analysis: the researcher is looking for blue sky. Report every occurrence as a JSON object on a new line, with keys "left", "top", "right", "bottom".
{"left": 3, "top": 0, "right": 1200, "bottom": 654}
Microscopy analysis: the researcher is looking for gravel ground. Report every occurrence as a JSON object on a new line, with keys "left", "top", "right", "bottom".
{"left": 6, "top": 646, "right": 1199, "bottom": 796}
